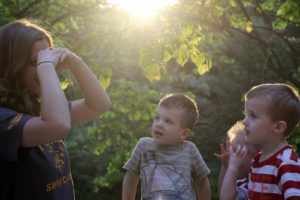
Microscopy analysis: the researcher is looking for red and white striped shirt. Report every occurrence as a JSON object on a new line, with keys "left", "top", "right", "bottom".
{"left": 247, "top": 145, "right": 300, "bottom": 200}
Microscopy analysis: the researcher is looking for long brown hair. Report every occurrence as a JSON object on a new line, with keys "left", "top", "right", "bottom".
{"left": 0, "top": 19, "right": 53, "bottom": 115}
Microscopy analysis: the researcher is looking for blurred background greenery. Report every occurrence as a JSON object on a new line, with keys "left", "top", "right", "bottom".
{"left": 1, "top": 0, "right": 299, "bottom": 199}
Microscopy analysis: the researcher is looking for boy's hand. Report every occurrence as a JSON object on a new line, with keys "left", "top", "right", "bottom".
{"left": 219, "top": 144, "right": 248, "bottom": 200}
{"left": 228, "top": 145, "right": 248, "bottom": 172}
{"left": 214, "top": 141, "right": 230, "bottom": 166}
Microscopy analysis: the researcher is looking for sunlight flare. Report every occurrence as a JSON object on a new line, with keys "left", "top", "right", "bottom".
{"left": 107, "top": 0, "right": 178, "bottom": 18}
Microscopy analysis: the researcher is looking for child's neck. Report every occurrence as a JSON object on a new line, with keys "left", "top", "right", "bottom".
{"left": 260, "top": 139, "right": 287, "bottom": 162}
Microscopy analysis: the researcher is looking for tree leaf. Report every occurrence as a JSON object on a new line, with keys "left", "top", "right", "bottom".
{"left": 261, "top": 0, "right": 278, "bottom": 11}
{"left": 99, "top": 77, "right": 111, "bottom": 90}
{"left": 245, "top": 21, "right": 253, "bottom": 33}
{"left": 196, "top": 58, "right": 212, "bottom": 75}
{"left": 163, "top": 49, "right": 173, "bottom": 63}
{"left": 60, "top": 79, "right": 71, "bottom": 90}
{"left": 272, "top": 18, "right": 288, "bottom": 30}
{"left": 191, "top": 49, "right": 206, "bottom": 68}
{"left": 144, "top": 63, "right": 161, "bottom": 81}
{"left": 176, "top": 44, "right": 189, "bottom": 66}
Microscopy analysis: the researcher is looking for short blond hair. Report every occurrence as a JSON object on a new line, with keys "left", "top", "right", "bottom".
{"left": 226, "top": 121, "right": 246, "bottom": 152}
{"left": 227, "top": 121, "right": 245, "bottom": 143}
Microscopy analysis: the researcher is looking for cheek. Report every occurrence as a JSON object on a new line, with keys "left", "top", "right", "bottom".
{"left": 170, "top": 124, "right": 180, "bottom": 131}
{"left": 256, "top": 120, "right": 271, "bottom": 130}
{"left": 251, "top": 119, "right": 264, "bottom": 129}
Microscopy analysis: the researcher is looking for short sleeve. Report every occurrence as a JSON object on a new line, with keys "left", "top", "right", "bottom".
{"left": 236, "top": 187, "right": 248, "bottom": 200}
{"left": 0, "top": 108, "right": 32, "bottom": 161}
{"left": 122, "top": 138, "right": 144, "bottom": 176}
{"left": 236, "top": 178, "right": 248, "bottom": 200}
{"left": 278, "top": 159, "right": 300, "bottom": 199}
{"left": 190, "top": 143, "right": 210, "bottom": 180}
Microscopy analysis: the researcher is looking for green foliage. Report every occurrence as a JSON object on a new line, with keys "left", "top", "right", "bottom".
{"left": 2, "top": 0, "right": 300, "bottom": 199}
{"left": 272, "top": 18, "right": 289, "bottom": 30}
{"left": 288, "top": 126, "right": 300, "bottom": 151}
{"left": 99, "top": 68, "right": 112, "bottom": 90}
{"left": 261, "top": 0, "right": 278, "bottom": 11}
{"left": 138, "top": 23, "right": 212, "bottom": 80}
{"left": 87, "top": 80, "right": 160, "bottom": 188}
{"left": 277, "top": 0, "right": 300, "bottom": 23}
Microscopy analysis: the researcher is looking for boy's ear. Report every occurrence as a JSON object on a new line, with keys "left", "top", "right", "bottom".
{"left": 274, "top": 121, "right": 287, "bottom": 135}
{"left": 180, "top": 129, "right": 191, "bottom": 140}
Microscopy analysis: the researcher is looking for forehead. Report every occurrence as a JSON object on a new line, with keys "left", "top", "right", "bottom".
{"left": 157, "top": 105, "right": 185, "bottom": 117}
{"left": 245, "top": 97, "right": 269, "bottom": 112}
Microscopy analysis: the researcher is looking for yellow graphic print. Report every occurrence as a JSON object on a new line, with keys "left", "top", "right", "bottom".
{"left": 45, "top": 172, "right": 73, "bottom": 192}
{"left": 39, "top": 140, "right": 65, "bottom": 172}
{"left": 8, "top": 113, "right": 22, "bottom": 130}
{"left": 38, "top": 140, "right": 72, "bottom": 192}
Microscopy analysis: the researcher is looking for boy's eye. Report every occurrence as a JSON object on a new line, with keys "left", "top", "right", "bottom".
{"left": 165, "top": 119, "right": 172, "bottom": 124}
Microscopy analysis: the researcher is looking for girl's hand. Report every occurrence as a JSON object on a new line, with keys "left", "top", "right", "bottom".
{"left": 214, "top": 140, "right": 231, "bottom": 166}
{"left": 56, "top": 48, "right": 82, "bottom": 72}
{"left": 37, "top": 47, "right": 63, "bottom": 67}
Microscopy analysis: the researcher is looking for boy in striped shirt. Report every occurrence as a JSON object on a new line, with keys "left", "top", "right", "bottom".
{"left": 122, "top": 94, "right": 211, "bottom": 200}
{"left": 222, "top": 83, "right": 300, "bottom": 200}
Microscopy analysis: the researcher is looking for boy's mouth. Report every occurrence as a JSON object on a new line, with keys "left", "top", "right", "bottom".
{"left": 245, "top": 129, "right": 250, "bottom": 136}
{"left": 154, "top": 131, "right": 163, "bottom": 137}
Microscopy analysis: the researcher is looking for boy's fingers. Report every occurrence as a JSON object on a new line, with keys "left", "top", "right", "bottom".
{"left": 213, "top": 153, "right": 219, "bottom": 158}
{"left": 228, "top": 144, "right": 233, "bottom": 153}
{"left": 220, "top": 143, "right": 225, "bottom": 154}
{"left": 213, "top": 153, "right": 223, "bottom": 161}
{"left": 235, "top": 145, "right": 241, "bottom": 155}
{"left": 234, "top": 145, "right": 248, "bottom": 157}
{"left": 225, "top": 141, "right": 230, "bottom": 152}
{"left": 241, "top": 146, "right": 248, "bottom": 155}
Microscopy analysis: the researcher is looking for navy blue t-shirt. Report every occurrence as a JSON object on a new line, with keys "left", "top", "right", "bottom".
{"left": 0, "top": 108, "right": 75, "bottom": 200}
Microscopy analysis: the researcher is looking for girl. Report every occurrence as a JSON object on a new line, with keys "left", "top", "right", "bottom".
{"left": 0, "top": 19, "right": 111, "bottom": 199}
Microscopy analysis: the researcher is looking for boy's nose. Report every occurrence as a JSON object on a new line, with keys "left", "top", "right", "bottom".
{"left": 156, "top": 119, "right": 164, "bottom": 128}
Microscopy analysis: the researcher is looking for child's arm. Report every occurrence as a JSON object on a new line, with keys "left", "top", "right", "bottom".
{"left": 122, "top": 170, "right": 139, "bottom": 200}
{"left": 56, "top": 49, "right": 111, "bottom": 126}
{"left": 194, "top": 176, "right": 211, "bottom": 200}
{"left": 218, "top": 165, "right": 228, "bottom": 192}
{"left": 214, "top": 141, "right": 230, "bottom": 192}
{"left": 220, "top": 145, "right": 248, "bottom": 200}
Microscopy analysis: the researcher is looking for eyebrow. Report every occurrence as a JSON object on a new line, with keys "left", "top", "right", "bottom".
{"left": 164, "top": 116, "right": 173, "bottom": 121}
{"left": 244, "top": 108, "right": 257, "bottom": 114}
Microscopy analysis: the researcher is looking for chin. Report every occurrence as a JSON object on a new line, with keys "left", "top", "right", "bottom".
{"left": 153, "top": 139, "right": 165, "bottom": 145}
{"left": 152, "top": 137, "right": 160, "bottom": 143}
